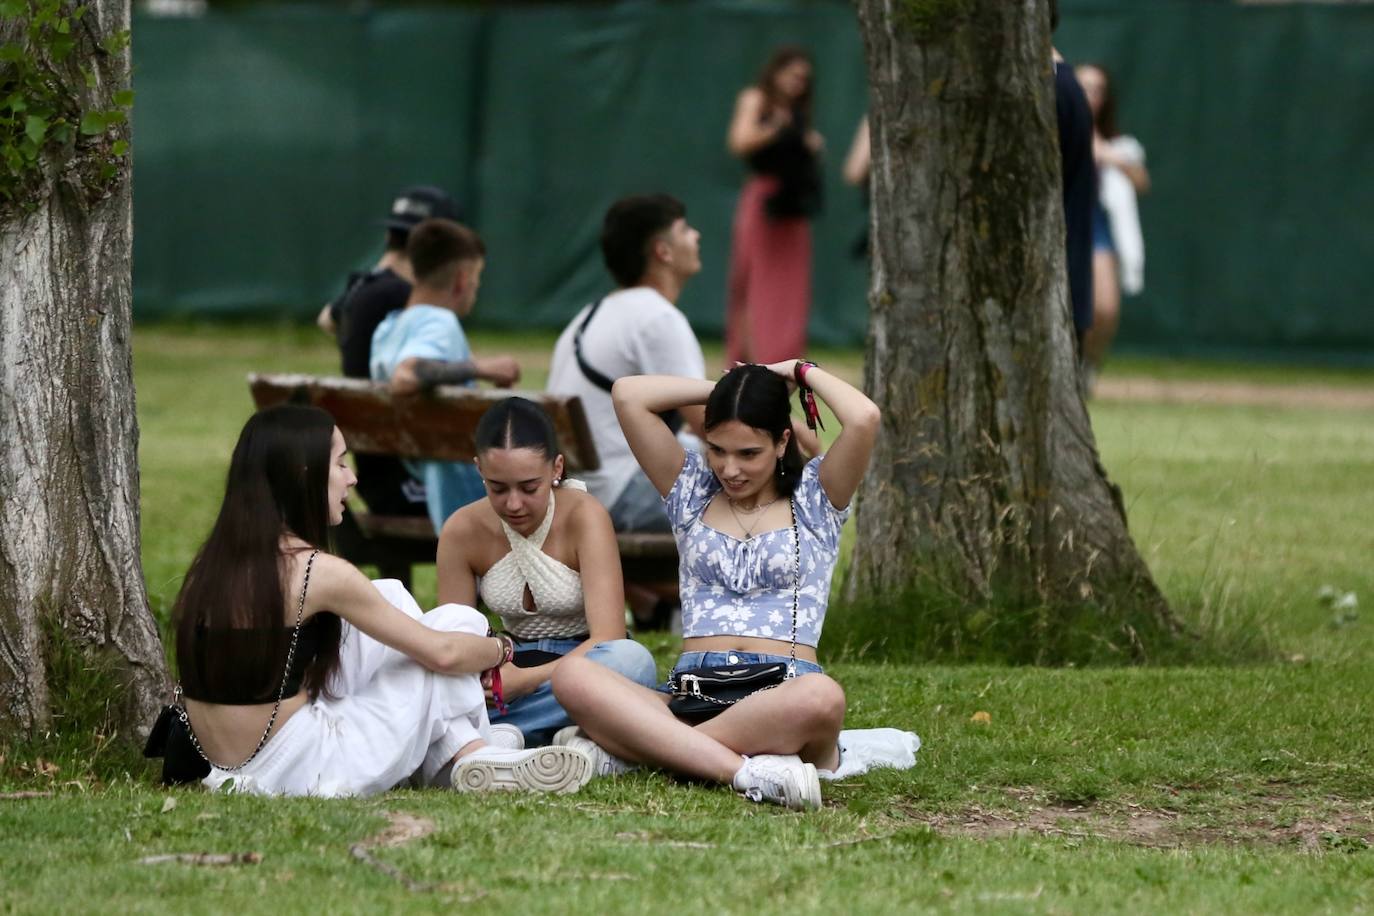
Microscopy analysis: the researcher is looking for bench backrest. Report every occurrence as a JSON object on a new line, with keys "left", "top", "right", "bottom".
{"left": 248, "top": 373, "right": 601, "bottom": 471}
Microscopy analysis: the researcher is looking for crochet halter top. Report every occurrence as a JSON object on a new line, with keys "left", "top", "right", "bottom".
{"left": 479, "top": 482, "right": 589, "bottom": 640}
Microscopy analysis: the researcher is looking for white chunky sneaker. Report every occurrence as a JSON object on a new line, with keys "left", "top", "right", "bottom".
{"left": 551, "top": 725, "right": 584, "bottom": 747}
{"left": 552, "top": 725, "right": 635, "bottom": 777}
{"left": 452, "top": 746, "right": 593, "bottom": 794}
{"left": 486, "top": 723, "right": 526, "bottom": 751}
{"left": 732, "top": 754, "right": 822, "bottom": 811}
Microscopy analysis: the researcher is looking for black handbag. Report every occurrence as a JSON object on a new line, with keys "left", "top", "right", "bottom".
{"left": 144, "top": 703, "right": 212, "bottom": 785}
{"left": 667, "top": 504, "right": 801, "bottom": 723}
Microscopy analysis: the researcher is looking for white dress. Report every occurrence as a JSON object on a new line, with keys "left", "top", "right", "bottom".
{"left": 201, "top": 580, "right": 492, "bottom": 797}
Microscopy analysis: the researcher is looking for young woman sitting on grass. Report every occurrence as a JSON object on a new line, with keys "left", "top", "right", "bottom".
{"left": 436, "top": 397, "right": 658, "bottom": 747}
{"left": 165, "top": 404, "right": 594, "bottom": 796}
{"left": 551, "top": 361, "right": 881, "bottom": 810}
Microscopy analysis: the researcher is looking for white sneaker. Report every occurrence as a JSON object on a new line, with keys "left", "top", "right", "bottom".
{"left": 451, "top": 746, "right": 593, "bottom": 794}
{"left": 552, "top": 725, "right": 635, "bottom": 777}
{"left": 732, "top": 754, "right": 822, "bottom": 811}
{"left": 486, "top": 723, "right": 526, "bottom": 751}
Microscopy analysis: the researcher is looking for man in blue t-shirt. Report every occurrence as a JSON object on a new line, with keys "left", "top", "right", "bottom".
{"left": 370, "top": 218, "right": 521, "bottom": 532}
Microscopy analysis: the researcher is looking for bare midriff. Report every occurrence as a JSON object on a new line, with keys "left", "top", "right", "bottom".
{"left": 680, "top": 635, "right": 818, "bottom": 663}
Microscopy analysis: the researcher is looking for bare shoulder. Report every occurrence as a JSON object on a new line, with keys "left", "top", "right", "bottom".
{"left": 438, "top": 499, "right": 499, "bottom": 546}
{"left": 555, "top": 486, "right": 604, "bottom": 522}
{"left": 300, "top": 551, "right": 372, "bottom": 614}
{"left": 737, "top": 86, "right": 764, "bottom": 109}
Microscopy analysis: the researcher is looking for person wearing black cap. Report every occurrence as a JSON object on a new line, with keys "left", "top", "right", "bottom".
{"left": 314, "top": 186, "right": 461, "bottom": 518}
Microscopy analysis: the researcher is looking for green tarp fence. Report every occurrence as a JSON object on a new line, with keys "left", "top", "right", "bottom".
{"left": 131, "top": 0, "right": 1374, "bottom": 361}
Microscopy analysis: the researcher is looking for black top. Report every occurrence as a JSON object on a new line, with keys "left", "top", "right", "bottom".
{"left": 181, "top": 616, "right": 325, "bottom": 705}
{"left": 331, "top": 267, "right": 411, "bottom": 378}
{"left": 1055, "top": 61, "right": 1097, "bottom": 339}
{"left": 746, "top": 109, "right": 822, "bottom": 219}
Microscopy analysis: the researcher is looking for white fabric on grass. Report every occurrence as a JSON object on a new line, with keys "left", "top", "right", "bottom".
{"left": 817, "top": 728, "right": 922, "bottom": 781}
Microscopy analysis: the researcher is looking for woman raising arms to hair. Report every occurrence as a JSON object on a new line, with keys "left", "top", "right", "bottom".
{"left": 436, "top": 397, "right": 657, "bottom": 747}
{"left": 552, "top": 361, "right": 880, "bottom": 810}
{"left": 160, "top": 404, "right": 594, "bottom": 796}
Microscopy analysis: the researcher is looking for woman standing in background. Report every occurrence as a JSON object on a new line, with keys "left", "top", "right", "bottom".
{"left": 724, "top": 46, "right": 823, "bottom": 366}
{"left": 1075, "top": 62, "right": 1150, "bottom": 381}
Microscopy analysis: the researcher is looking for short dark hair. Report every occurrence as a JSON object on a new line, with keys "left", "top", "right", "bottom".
{"left": 704, "top": 365, "right": 805, "bottom": 497}
{"left": 384, "top": 227, "right": 409, "bottom": 253}
{"left": 600, "top": 194, "right": 686, "bottom": 288}
{"left": 474, "top": 397, "right": 561, "bottom": 461}
{"left": 407, "top": 218, "right": 485, "bottom": 288}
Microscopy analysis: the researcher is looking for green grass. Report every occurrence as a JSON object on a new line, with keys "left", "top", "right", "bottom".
{"left": 2, "top": 324, "right": 1372, "bottom": 913}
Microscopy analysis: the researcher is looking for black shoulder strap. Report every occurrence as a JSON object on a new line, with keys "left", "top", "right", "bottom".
{"left": 572, "top": 297, "right": 615, "bottom": 393}
{"left": 571, "top": 294, "right": 683, "bottom": 433}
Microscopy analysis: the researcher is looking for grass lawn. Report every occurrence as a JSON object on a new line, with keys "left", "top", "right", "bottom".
{"left": 2, "top": 324, "right": 1372, "bottom": 913}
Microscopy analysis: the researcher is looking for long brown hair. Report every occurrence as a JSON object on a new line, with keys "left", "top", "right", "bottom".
{"left": 755, "top": 45, "right": 814, "bottom": 122}
{"left": 1080, "top": 62, "right": 1120, "bottom": 139}
{"left": 174, "top": 405, "right": 342, "bottom": 701}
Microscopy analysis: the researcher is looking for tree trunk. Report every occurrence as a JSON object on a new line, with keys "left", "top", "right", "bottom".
{"left": 0, "top": 0, "right": 168, "bottom": 736}
{"left": 845, "top": 0, "right": 1175, "bottom": 650}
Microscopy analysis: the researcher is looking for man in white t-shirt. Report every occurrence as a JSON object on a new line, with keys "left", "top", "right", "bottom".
{"left": 547, "top": 194, "right": 706, "bottom": 533}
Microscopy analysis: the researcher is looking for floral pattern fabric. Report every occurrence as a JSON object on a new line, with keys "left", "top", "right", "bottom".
{"left": 664, "top": 450, "right": 849, "bottom": 648}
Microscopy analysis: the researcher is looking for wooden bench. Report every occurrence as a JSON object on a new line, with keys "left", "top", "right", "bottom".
{"left": 248, "top": 373, "right": 679, "bottom": 588}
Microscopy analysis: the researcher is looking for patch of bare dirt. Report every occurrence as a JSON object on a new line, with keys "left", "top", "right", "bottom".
{"left": 1095, "top": 377, "right": 1374, "bottom": 410}
{"left": 899, "top": 788, "right": 1374, "bottom": 850}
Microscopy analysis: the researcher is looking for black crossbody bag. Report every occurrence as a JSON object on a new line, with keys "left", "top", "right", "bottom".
{"left": 574, "top": 296, "right": 683, "bottom": 435}
{"left": 667, "top": 503, "right": 801, "bottom": 723}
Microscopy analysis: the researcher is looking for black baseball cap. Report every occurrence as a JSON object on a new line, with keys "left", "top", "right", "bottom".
{"left": 383, "top": 186, "right": 461, "bottom": 232}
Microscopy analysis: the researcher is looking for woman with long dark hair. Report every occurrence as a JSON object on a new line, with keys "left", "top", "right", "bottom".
{"left": 551, "top": 361, "right": 881, "bottom": 810}
{"left": 724, "top": 46, "right": 823, "bottom": 366}
{"left": 166, "top": 404, "right": 593, "bottom": 796}
{"left": 436, "top": 397, "right": 657, "bottom": 748}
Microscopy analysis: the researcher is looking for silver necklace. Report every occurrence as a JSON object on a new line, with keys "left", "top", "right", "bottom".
{"left": 725, "top": 493, "right": 780, "bottom": 539}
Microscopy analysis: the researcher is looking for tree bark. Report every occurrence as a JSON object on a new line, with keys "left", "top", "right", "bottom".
{"left": 845, "top": 0, "right": 1174, "bottom": 642}
{"left": 0, "top": 0, "right": 168, "bottom": 735}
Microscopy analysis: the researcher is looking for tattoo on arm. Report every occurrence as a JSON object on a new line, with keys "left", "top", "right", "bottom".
{"left": 411, "top": 358, "right": 479, "bottom": 389}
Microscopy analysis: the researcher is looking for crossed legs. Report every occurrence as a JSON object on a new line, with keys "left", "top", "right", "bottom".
{"left": 551, "top": 654, "right": 844, "bottom": 784}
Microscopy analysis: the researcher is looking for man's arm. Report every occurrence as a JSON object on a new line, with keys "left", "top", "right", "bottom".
{"left": 390, "top": 357, "right": 478, "bottom": 395}
{"left": 316, "top": 302, "right": 338, "bottom": 337}
{"left": 389, "top": 355, "right": 521, "bottom": 395}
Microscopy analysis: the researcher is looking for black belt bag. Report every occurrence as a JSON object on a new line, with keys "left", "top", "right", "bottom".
{"left": 666, "top": 662, "right": 789, "bottom": 723}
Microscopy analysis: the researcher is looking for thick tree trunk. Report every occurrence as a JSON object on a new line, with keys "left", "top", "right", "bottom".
{"left": 845, "top": 0, "right": 1174, "bottom": 642}
{"left": 0, "top": 0, "right": 168, "bottom": 735}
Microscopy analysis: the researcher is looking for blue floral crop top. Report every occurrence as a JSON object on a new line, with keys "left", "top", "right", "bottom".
{"left": 664, "top": 450, "right": 851, "bottom": 648}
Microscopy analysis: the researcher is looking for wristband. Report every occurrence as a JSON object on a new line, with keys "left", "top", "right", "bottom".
{"left": 793, "top": 361, "right": 823, "bottom": 432}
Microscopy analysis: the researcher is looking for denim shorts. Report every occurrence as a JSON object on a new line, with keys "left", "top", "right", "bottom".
{"left": 659, "top": 650, "right": 824, "bottom": 694}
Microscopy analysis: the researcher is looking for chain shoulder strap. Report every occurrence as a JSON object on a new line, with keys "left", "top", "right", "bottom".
{"left": 177, "top": 549, "right": 319, "bottom": 772}
{"left": 786, "top": 497, "right": 799, "bottom": 678}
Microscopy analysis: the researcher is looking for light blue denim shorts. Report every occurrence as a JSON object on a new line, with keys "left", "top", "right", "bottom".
{"left": 660, "top": 650, "right": 824, "bottom": 694}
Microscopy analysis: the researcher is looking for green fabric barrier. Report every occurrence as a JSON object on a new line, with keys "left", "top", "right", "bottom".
{"left": 131, "top": 1, "right": 1374, "bottom": 362}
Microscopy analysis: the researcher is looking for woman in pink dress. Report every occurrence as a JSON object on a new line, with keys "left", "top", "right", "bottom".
{"left": 724, "top": 46, "right": 824, "bottom": 366}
